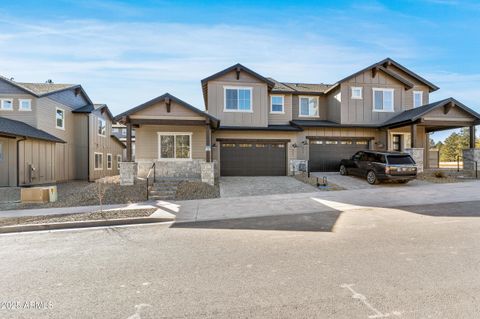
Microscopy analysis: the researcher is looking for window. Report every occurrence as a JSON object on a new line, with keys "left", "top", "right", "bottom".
{"left": 270, "top": 95, "right": 284, "bottom": 113}
{"left": 19, "top": 99, "right": 31, "bottom": 111}
{"left": 107, "top": 153, "right": 112, "bottom": 170}
{"left": 56, "top": 108, "right": 65, "bottom": 129}
{"left": 112, "top": 128, "right": 118, "bottom": 133}
{"left": 373, "top": 88, "right": 394, "bottom": 112}
{"left": 158, "top": 133, "right": 192, "bottom": 160}
{"left": 94, "top": 153, "right": 103, "bottom": 170}
{"left": 0, "top": 143, "right": 3, "bottom": 161}
{"left": 98, "top": 118, "right": 106, "bottom": 136}
{"left": 121, "top": 129, "right": 126, "bottom": 136}
{"left": 299, "top": 96, "right": 319, "bottom": 117}
{"left": 351, "top": 87, "right": 362, "bottom": 99}
{"left": 1, "top": 99, "right": 13, "bottom": 110}
{"left": 413, "top": 91, "right": 423, "bottom": 108}
{"left": 224, "top": 87, "right": 252, "bottom": 112}
{"left": 116, "top": 154, "right": 122, "bottom": 169}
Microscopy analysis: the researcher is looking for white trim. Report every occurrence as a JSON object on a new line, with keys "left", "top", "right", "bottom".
{"left": 18, "top": 99, "right": 32, "bottom": 111}
{"left": 55, "top": 107, "right": 65, "bottom": 130}
{"left": 413, "top": 91, "right": 423, "bottom": 108}
{"left": 298, "top": 95, "right": 319, "bottom": 118}
{"left": 94, "top": 152, "right": 103, "bottom": 170}
{"left": 97, "top": 117, "right": 106, "bottom": 137}
{"left": 351, "top": 87, "right": 363, "bottom": 100}
{"left": 372, "top": 88, "right": 395, "bottom": 112}
{"left": 389, "top": 132, "right": 411, "bottom": 151}
{"left": 223, "top": 86, "right": 253, "bottom": 112}
{"left": 106, "top": 153, "right": 113, "bottom": 170}
{"left": 270, "top": 95, "right": 285, "bottom": 114}
{"left": 157, "top": 132, "right": 193, "bottom": 161}
{"left": 116, "top": 154, "right": 122, "bottom": 170}
{"left": 0, "top": 99, "right": 13, "bottom": 111}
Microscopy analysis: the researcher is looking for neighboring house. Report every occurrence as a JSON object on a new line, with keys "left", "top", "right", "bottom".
{"left": 116, "top": 58, "right": 480, "bottom": 178}
{"left": 112, "top": 122, "right": 136, "bottom": 160}
{"left": 0, "top": 77, "right": 125, "bottom": 186}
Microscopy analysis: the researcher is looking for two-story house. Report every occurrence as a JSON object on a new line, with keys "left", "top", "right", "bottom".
{"left": 115, "top": 58, "right": 480, "bottom": 179}
{"left": 0, "top": 77, "right": 125, "bottom": 186}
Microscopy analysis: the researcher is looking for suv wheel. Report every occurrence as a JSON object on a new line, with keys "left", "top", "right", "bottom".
{"left": 339, "top": 165, "right": 347, "bottom": 176}
{"left": 366, "top": 170, "right": 378, "bottom": 185}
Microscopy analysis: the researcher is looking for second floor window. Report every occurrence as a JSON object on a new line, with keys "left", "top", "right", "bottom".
{"left": 299, "top": 96, "right": 319, "bottom": 117}
{"left": 19, "top": 99, "right": 32, "bottom": 111}
{"left": 351, "top": 87, "right": 362, "bottom": 99}
{"left": 271, "top": 96, "right": 284, "bottom": 113}
{"left": 225, "top": 87, "right": 252, "bottom": 112}
{"left": 117, "top": 154, "right": 122, "bottom": 169}
{"left": 56, "top": 108, "right": 65, "bottom": 129}
{"left": 98, "top": 118, "right": 106, "bottom": 136}
{"left": 413, "top": 91, "right": 423, "bottom": 108}
{"left": 1, "top": 99, "right": 13, "bottom": 110}
{"left": 373, "top": 88, "right": 394, "bottom": 112}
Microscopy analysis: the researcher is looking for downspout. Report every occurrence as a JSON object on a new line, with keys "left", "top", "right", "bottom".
{"left": 16, "top": 137, "right": 27, "bottom": 187}
{"left": 87, "top": 114, "right": 90, "bottom": 182}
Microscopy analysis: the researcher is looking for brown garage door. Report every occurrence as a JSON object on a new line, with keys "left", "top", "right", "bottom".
{"left": 309, "top": 138, "right": 370, "bottom": 172}
{"left": 220, "top": 141, "right": 287, "bottom": 176}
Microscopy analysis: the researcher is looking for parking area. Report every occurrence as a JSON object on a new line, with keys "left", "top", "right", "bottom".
{"left": 219, "top": 176, "right": 319, "bottom": 198}
{"left": 311, "top": 172, "right": 430, "bottom": 190}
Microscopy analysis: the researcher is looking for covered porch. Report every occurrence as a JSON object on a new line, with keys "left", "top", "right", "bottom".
{"left": 381, "top": 98, "right": 480, "bottom": 172}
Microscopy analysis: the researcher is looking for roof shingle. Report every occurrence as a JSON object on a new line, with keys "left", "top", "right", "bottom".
{"left": 0, "top": 117, "right": 65, "bottom": 143}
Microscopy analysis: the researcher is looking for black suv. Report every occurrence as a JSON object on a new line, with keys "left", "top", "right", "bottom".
{"left": 339, "top": 151, "right": 417, "bottom": 184}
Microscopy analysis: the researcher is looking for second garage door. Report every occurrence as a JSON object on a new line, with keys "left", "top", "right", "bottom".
{"left": 309, "top": 138, "right": 370, "bottom": 172}
{"left": 220, "top": 141, "right": 287, "bottom": 176}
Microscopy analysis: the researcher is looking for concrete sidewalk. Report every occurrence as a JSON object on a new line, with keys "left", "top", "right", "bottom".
{"left": 168, "top": 180, "right": 480, "bottom": 223}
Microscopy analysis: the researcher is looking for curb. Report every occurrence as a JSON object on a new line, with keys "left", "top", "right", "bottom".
{"left": 0, "top": 215, "right": 175, "bottom": 234}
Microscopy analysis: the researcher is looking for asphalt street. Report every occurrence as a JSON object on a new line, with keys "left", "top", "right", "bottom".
{"left": 1, "top": 200, "right": 480, "bottom": 318}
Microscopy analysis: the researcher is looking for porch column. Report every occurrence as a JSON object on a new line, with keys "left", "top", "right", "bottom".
{"left": 384, "top": 129, "right": 389, "bottom": 150}
{"left": 205, "top": 124, "right": 212, "bottom": 163}
{"left": 469, "top": 125, "right": 476, "bottom": 148}
{"left": 425, "top": 132, "right": 430, "bottom": 169}
{"left": 126, "top": 122, "right": 133, "bottom": 162}
{"left": 411, "top": 123, "right": 418, "bottom": 148}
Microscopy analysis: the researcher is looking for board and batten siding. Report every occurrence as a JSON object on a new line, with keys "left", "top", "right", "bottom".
{"left": 0, "top": 93, "right": 37, "bottom": 127}
{"left": 207, "top": 70, "right": 268, "bottom": 127}
{"left": 135, "top": 125, "right": 206, "bottom": 161}
{"left": 36, "top": 96, "right": 78, "bottom": 182}
{"left": 0, "top": 137, "right": 17, "bottom": 187}
{"left": 268, "top": 94, "right": 292, "bottom": 125}
{"left": 89, "top": 114, "right": 125, "bottom": 180}
{"left": 130, "top": 100, "right": 204, "bottom": 120}
{"left": 74, "top": 114, "right": 89, "bottom": 180}
{"left": 17, "top": 139, "right": 56, "bottom": 186}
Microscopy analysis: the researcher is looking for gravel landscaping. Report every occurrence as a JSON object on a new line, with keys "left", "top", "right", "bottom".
{"left": 0, "top": 208, "right": 156, "bottom": 227}
{"left": 0, "top": 176, "right": 147, "bottom": 211}
{"left": 175, "top": 181, "right": 220, "bottom": 200}
{"left": 418, "top": 170, "right": 477, "bottom": 184}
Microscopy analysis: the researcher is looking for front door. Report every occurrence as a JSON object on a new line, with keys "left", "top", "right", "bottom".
{"left": 0, "top": 138, "right": 10, "bottom": 186}
{"left": 392, "top": 134, "right": 402, "bottom": 152}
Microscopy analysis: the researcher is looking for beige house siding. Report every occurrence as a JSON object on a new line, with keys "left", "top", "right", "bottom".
{"left": 326, "top": 89, "right": 341, "bottom": 123}
{"left": 295, "top": 128, "right": 380, "bottom": 160}
{"left": 18, "top": 139, "right": 56, "bottom": 186}
{"left": 0, "top": 93, "right": 37, "bottom": 127}
{"left": 74, "top": 114, "right": 89, "bottom": 180}
{"left": 36, "top": 96, "right": 77, "bottom": 182}
{"left": 424, "top": 105, "right": 476, "bottom": 122}
{"left": 292, "top": 94, "right": 328, "bottom": 120}
{"left": 207, "top": 70, "right": 268, "bottom": 127}
{"left": 130, "top": 100, "right": 204, "bottom": 120}
{"left": 135, "top": 125, "right": 206, "bottom": 161}
{"left": 0, "top": 137, "right": 17, "bottom": 187}
{"left": 89, "top": 114, "right": 125, "bottom": 181}
{"left": 268, "top": 94, "right": 292, "bottom": 125}
{"left": 212, "top": 130, "right": 298, "bottom": 174}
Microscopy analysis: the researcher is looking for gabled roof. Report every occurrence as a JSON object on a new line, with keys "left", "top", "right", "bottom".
{"left": 201, "top": 63, "right": 275, "bottom": 88}
{"left": 110, "top": 135, "right": 126, "bottom": 149}
{"left": 0, "top": 116, "right": 65, "bottom": 143}
{"left": 114, "top": 93, "right": 220, "bottom": 128}
{"left": 0, "top": 75, "right": 94, "bottom": 107}
{"left": 381, "top": 98, "right": 480, "bottom": 127}
{"left": 268, "top": 78, "right": 333, "bottom": 94}
{"left": 324, "top": 58, "right": 439, "bottom": 94}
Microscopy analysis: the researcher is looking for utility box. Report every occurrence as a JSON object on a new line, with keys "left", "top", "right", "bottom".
{"left": 21, "top": 187, "right": 50, "bottom": 203}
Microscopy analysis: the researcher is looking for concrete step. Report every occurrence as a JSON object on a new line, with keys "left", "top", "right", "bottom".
{"left": 149, "top": 195, "right": 175, "bottom": 200}
{"left": 149, "top": 190, "right": 176, "bottom": 196}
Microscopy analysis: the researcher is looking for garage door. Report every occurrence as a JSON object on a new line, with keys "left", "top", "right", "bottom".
{"left": 309, "top": 138, "right": 370, "bottom": 172}
{"left": 220, "top": 141, "right": 287, "bottom": 176}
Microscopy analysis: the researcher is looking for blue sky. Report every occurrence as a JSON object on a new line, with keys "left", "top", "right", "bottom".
{"left": 1, "top": 0, "right": 479, "bottom": 141}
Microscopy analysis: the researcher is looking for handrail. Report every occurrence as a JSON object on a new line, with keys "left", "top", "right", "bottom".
{"left": 146, "top": 162, "right": 156, "bottom": 200}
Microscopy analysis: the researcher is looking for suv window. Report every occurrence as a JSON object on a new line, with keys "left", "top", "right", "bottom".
{"left": 387, "top": 155, "right": 415, "bottom": 165}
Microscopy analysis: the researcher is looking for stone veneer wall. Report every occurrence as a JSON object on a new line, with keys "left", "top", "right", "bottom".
{"left": 137, "top": 159, "right": 205, "bottom": 179}
{"left": 463, "top": 149, "right": 480, "bottom": 173}
{"left": 405, "top": 148, "right": 424, "bottom": 173}
{"left": 200, "top": 161, "right": 218, "bottom": 186}
{"left": 119, "top": 162, "right": 138, "bottom": 186}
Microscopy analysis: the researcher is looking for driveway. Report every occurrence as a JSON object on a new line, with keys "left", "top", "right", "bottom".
{"left": 311, "top": 172, "right": 430, "bottom": 190}
{"left": 219, "top": 176, "right": 319, "bottom": 197}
